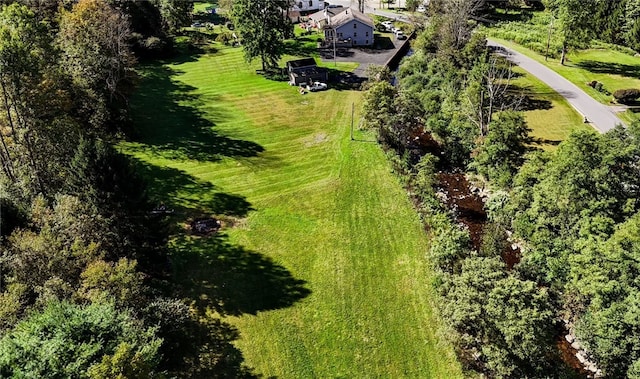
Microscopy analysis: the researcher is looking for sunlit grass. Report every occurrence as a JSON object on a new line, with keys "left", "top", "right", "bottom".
{"left": 123, "top": 43, "right": 462, "bottom": 378}
{"left": 509, "top": 66, "right": 592, "bottom": 150}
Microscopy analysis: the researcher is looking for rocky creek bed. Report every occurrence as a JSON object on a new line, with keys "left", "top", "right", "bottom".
{"left": 406, "top": 129, "right": 592, "bottom": 377}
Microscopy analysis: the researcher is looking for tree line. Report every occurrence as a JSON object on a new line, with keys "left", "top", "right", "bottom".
{"left": 0, "top": 0, "right": 259, "bottom": 377}
{"left": 543, "top": 0, "right": 640, "bottom": 58}
{"left": 363, "top": 0, "right": 640, "bottom": 377}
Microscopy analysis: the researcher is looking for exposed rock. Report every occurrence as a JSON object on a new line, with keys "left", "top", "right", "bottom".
{"left": 576, "top": 352, "right": 587, "bottom": 364}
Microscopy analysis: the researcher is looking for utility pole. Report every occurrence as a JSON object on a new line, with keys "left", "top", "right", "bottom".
{"left": 545, "top": 18, "right": 554, "bottom": 61}
{"left": 350, "top": 102, "right": 355, "bottom": 140}
{"left": 333, "top": 30, "right": 337, "bottom": 67}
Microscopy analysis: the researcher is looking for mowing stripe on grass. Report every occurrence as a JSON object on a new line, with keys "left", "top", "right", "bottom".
{"left": 124, "top": 44, "right": 462, "bottom": 378}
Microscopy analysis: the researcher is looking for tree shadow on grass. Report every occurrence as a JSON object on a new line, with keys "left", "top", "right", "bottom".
{"left": 576, "top": 60, "right": 640, "bottom": 80}
{"left": 507, "top": 84, "right": 553, "bottom": 111}
{"left": 283, "top": 37, "right": 321, "bottom": 57}
{"left": 516, "top": 95, "right": 553, "bottom": 111}
{"left": 531, "top": 138, "right": 561, "bottom": 147}
{"left": 172, "top": 234, "right": 311, "bottom": 317}
{"left": 129, "top": 65, "right": 264, "bottom": 162}
{"left": 132, "top": 159, "right": 254, "bottom": 218}
{"left": 154, "top": 306, "right": 264, "bottom": 378}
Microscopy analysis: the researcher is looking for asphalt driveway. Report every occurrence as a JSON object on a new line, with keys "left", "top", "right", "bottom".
{"left": 319, "top": 34, "right": 403, "bottom": 77}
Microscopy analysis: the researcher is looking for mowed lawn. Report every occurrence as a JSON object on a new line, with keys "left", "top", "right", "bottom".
{"left": 509, "top": 66, "right": 592, "bottom": 149}
{"left": 122, "top": 45, "right": 462, "bottom": 378}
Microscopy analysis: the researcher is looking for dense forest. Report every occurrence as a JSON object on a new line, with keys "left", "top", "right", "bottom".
{"left": 0, "top": 0, "right": 259, "bottom": 377}
{"left": 566, "top": 0, "right": 640, "bottom": 52}
{"left": 363, "top": 0, "right": 640, "bottom": 377}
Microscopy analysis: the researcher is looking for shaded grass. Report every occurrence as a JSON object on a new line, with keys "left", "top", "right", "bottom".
{"left": 620, "top": 109, "right": 640, "bottom": 125}
{"left": 508, "top": 66, "right": 592, "bottom": 149}
{"left": 124, "top": 44, "right": 462, "bottom": 378}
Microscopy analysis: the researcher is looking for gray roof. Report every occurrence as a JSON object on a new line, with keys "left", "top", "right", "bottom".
{"left": 308, "top": 7, "right": 345, "bottom": 22}
{"left": 328, "top": 8, "right": 373, "bottom": 29}
{"left": 287, "top": 57, "right": 317, "bottom": 69}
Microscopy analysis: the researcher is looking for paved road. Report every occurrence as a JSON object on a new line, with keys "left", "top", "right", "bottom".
{"left": 488, "top": 39, "right": 625, "bottom": 133}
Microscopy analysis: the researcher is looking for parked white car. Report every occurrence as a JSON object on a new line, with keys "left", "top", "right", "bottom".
{"left": 306, "top": 81, "right": 328, "bottom": 92}
{"left": 395, "top": 30, "right": 407, "bottom": 40}
{"left": 381, "top": 21, "right": 393, "bottom": 29}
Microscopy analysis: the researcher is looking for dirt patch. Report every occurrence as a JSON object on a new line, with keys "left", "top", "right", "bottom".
{"left": 304, "top": 133, "right": 329, "bottom": 147}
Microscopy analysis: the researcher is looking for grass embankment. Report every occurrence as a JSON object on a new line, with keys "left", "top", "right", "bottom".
{"left": 122, "top": 44, "right": 462, "bottom": 378}
{"left": 509, "top": 66, "right": 592, "bottom": 149}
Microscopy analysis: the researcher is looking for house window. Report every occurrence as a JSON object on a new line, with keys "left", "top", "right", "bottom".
{"left": 354, "top": 23, "right": 357, "bottom": 29}
{"left": 354, "top": 32, "right": 357, "bottom": 37}
{"left": 309, "top": 0, "right": 312, "bottom": 6}
{"left": 338, "top": 32, "right": 343, "bottom": 38}
{"left": 298, "top": 2, "right": 302, "bottom": 8}
{"left": 366, "top": 40, "right": 368, "bottom": 45}
{"left": 366, "top": 31, "right": 369, "bottom": 37}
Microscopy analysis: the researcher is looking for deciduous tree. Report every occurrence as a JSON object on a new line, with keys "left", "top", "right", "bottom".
{"left": 58, "top": 0, "right": 135, "bottom": 130}
{"left": 0, "top": 301, "right": 162, "bottom": 378}
{"left": 232, "top": 0, "right": 293, "bottom": 71}
{"left": 471, "top": 111, "right": 532, "bottom": 187}
{"left": 544, "top": 0, "right": 598, "bottom": 65}
{"left": 0, "top": 3, "right": 68, "bottom": 195}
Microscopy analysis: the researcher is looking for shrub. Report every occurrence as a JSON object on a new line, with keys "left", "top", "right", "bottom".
{"left": 215, "top": 31, "right": 233, "bottom": 45}
{"left": 189, "top": 32, "right": 207, "bottom": 46}
{"left": 143, "top": 36, "right": 164, "bottom": 51}
{"left": 613, "top": 88, "right": 640, "bottom": 104}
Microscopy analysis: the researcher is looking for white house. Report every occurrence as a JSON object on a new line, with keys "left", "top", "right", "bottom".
{"left": 308, "top": 6, "right": 344, "bottom": 29}
{"left": 291, "top": 0, "right": 324, "bottom": 13}
{"left": 324, "top": 8, "right": 374, "bottom": 47}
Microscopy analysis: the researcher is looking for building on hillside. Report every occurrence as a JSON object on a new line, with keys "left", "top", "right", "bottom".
{"left": 323, "top": 8, "right": 374, "bottom": 47}
{"left": 286, "top": 57, "right": 329, "bottom": 86}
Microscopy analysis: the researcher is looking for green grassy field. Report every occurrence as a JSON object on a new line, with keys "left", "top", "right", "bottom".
{"left": 122, "top": 44, "right": 462, "bottom": 378}
{"left": 509, "top": 66, "right": 592, "bottom": 149}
